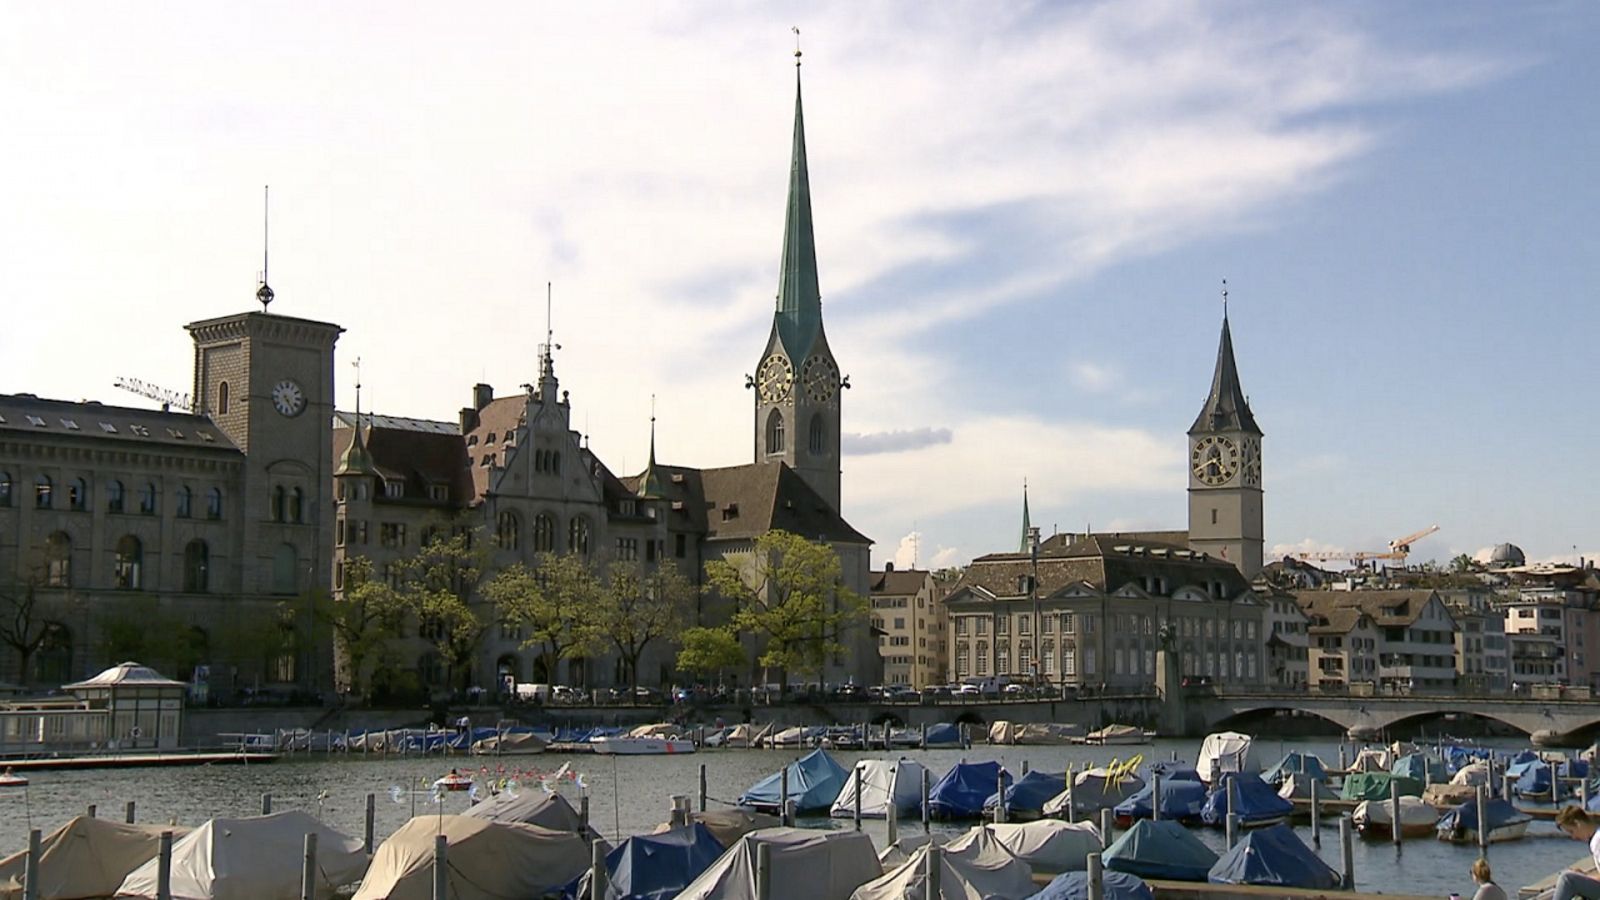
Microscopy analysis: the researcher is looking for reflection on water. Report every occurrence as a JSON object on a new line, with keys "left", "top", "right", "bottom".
{"left": 0, "top": 737, "right": 1579, "bottom": 896}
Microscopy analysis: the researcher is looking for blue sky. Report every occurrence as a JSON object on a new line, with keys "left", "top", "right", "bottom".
{"left": 0, "top": 2, "right": 1595, "bottom": 569}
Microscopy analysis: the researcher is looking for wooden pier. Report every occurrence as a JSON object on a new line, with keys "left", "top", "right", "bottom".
{"left": 0, "top": 751, "right": 278, "bottom": 771}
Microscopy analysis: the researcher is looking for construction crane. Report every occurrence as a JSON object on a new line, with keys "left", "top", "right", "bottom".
{"left": 114, "top": 377, "right": 193, "bottom": 413}
{"left": 1294, "top": 524, "right": 1441, "bottom": 568}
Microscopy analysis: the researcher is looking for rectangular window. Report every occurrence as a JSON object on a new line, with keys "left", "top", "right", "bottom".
{"left": 955, "top": 618, "right": 968, "bottom": 636}
{"left": 893, "top": 617, "right": 905, "bottom": 629}
{"left": 675, "top": 533, "right": 686, "bottom": 558}
{"left": 996, "top": 617, "right": 1008, "bottom": 635}
{"left": 1018, "top": 617, "right": 1030, "bottom": 635}
{"left": 646, "top": 540, "right": 656, "bottom": 563}
{"left": 1211, "top": 508, "right": 1218, "bottom": 525}
{"left": 976, "top": 619, "right": 987, "bottom": 636}
{"left": 336, "top": 519, "right": 345, "bottom": 546}
{"left": 1084, "top": 646, "right": 1096, "bottom": 675}
{"left": 616, "top": 538, "right": 638, "bottom": 561}
{"left": 1083, "top": 615, "right": 1095, "bottom": 635}
{"left": 1041, "top": 616, "right": 1053, "bottom": 634}
{"left": 1061, "top": 613, "right": 1075, "bottom": 634}
{"left": 380, "top": 523, "right": 406, "bottom": 548}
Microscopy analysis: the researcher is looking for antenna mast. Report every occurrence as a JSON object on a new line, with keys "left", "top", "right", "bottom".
{"left": 256, "top": 185, "right": 274, "bottom": 312}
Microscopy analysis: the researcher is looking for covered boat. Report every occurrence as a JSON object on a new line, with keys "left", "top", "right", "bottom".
{"left": 739, "top": 749, "right": 849, "bottom": 813}
{"left": 593, "top": 735, "right": 696, "bottom": 755}
{"left": 1087, "top": 724, "right": 1148, "bottom": 745}
{"left": 677, "top": 828, "right": 881, "bottom": 900}
{"left": 1436, "top": 798, "right": 1532, "bottom": 844}
{"left": 463, "top": 788, "right": 590, "bottom": 834}
{"left": 1149, "top": 763, "right": 1201, "bottom": 782}
{"left": 1276, "top": 773, "right": 1325, "bottom": 801}
{"left": 831, "top": 759, "right": 927, "bottom": 819}
{"left": 561, "top": 823, "right": 724, "bottom": 900}
{"left": 716, "top": 723, "right": 773, "bottom": 748}
{"left": 1353, "top": 796, "right": 1440, "bottom": 839}
{"left": 356, "top": 816, "right": 588, "bottom": 900}
{"left": 1208, "top": 823, "right": 1341, "bottom": 890}
{"left": 1196, "top": 731, "right": 1257, "bottom": 783}
{"left": 1200, "top": 772, "right": 1293, "bottom": 828}
{"left": 469, "top": 730, "right": 547, "bottom": 755}
{"left": 119, "top": 811, "right": 367, "bottom": 900}
{"left": 655, "top": 809, "right": 782, "bottom": 849}
{"left": 0, "top": 815, "right": 187, "bottom": 900}
{"left": 850, "top": 825, "right": 1032, "bottom": 900}
{"left": 1422, "top": 784, "right": 1478, "bottom": 808}
{"left": 771, "top": 726, "right": 828, "bottom": 747}
{"left": 1348, "top": 747, "right": 1392, "bottom": 773}
{"left": 1104, "top": 819, "right": 1218, "bottom": 882}
{"left": 1340, "top": 772, "right": 1422, "bottom": 801}
{"left": 1512, "top": 759, "right": 1556, "bottom": 798}
{"left": 927, "top": 761, "right": 1011, "bottom": 820}
{"left": 1451, "top": 761, "right": 1491, "bottom": 786}
{"left": 1391, "top": 752, "right": 1448, "bottom": 784}
{"left": 985, "top": 769, "right": 1066, "bottom": 820}
{"left": 1262, "top": 751, "right": 1327, "bottom": 786}
{"left": 975, "top": 820, "right": 1101, "bottom": 874}
{"left": 988, "top": 722, "right": 1083, "bottom": 745}
{"left": 1043, "top": 764, "right": 1145, "bottom": 820}
{"left": 1113, "top": 778, "right": 1207, "bottom": 826}
{"left": 1031, "top": 870, "right": 1154, "bottom": 900}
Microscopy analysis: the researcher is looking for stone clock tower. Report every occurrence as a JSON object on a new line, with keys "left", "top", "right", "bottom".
{"left": 1187, "top": 310, "right": 1263, "bottom": 578}
{"left": 750, "top": 58, "right": 843, "bottom": 513}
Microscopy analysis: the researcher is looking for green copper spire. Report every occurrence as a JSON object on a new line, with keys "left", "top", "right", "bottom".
{"left": 1019, "top": 480, "right": 1032, "bottom": 553}
{"left": 337, "top": 362, "right": 378, "bottom": 477}
{"left": 773, "top": 59, "right": 822, "bottom": 359}
{"left": 638, "top": 399, "right": 665, "bottom": 499}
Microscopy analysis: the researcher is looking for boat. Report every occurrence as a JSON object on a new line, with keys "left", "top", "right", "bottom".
{"left": 121, "top": 811, "right": 368, "bottom": 900}
{"left": 0, "top": 771, "right": 27, "bottom": 788}
{"left": 1104, "top": 819, "right": 1218, "bottom": 882}
{"left": 560, "top": 822, "right": 724, "bottom": 900}
{"left": 1436, "top": 797, "right": 1532, "bottom": 844}
{"left": 888, "top": 722, "right": 964, "bottom": 749}
{"left": 1041, "top": 763, "right": 1144, "bottom": 818}
{"left": 1112, "top": 778, "right": 1207, "bottom": 827}
{"left": 1207, "top": 823, "right": 1341, "bottom": 890}
{"left": 1340, "top": 771, "right": 1422, "bottom": 802}
{"left": 738, "top": 748, "right": 849, "bottom": 813}
{"left": 978, "top": 820, "right": 1103, "bottom": 875}
{"left": 928, "top": 761, "right": 1011, "bottom": 820}
{"left": 1199, "top": 772, "right": 1293, "bottom": 829}
{"left": 591, "top": 736, "right": 696, "bottom": 755}
{"left": 1391, "top": 752, "right": 1449, "bottom": 784}
{"left": 1510, "top": 758, "right": 1556, "bottom": 799}
{"left": 988, "top": 721, "right": 1084, "bottom": 745}
{"left": 830, "top": 759, "right": 926, "bottom": 819}
{"left": 1347, "top": 747, "right": 1392, "bottom": 773}
{"left": 1086, "top": 724, "right": 1149, "bottom": 745}
{"left": 1450, "top": 760, "right": 1491, "bottom": 786}
{"left": 1262, "top": 751, "right": 1327, "bottom": 786}
{"left": 356, "top": 815, "right": 588, "bottom": 900}
{"left": 676, "top": 828, "right": 881, "bottom": 900}
{"left": 853, "top": 825, "right": 1033, "bottom": 900}
{"left": 433, "top": 771, "right": 475, "bottom": 792}
{"left": 1033, "top": 870, "right": 1155, "bottom": 900}
{"left": 1195, "top": 731, "right": 1257, "bottom": 783}
{"left": 1353, "top": 796, "right": 1440, "bottom": 839}
{"left": 984, "top": 770, "right": 1065, "bottom": 820}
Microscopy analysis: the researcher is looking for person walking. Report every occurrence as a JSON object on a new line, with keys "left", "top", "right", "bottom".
{"left": 1470, "top": 858, "right": 1507, "bottom": 900}
{"left": 1553, "top": 806, "right": 1600, "bottom": 900}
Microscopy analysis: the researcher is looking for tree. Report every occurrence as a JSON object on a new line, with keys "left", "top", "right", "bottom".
{"left": 0, "top": 564, "right": 53, "bottom": 685}
{"left": 401, "top": 528, "right": 489, "bottom": 692}
{"left": 1450, "top": 553, "right": 1476, "bottom": 574}
{"left": 319, "top": 556, "right": 409, "bottom": 700}
{"left": 593, "top": 561, "right": 698, "bottom": 690}
{"left": 705, "top": 529, "right": 868, "bottom": 692}
{"left": 484, "top": 552, "right": 603, "bottom": 685}
{"left": 675, "top": 626, "right": 745, "bottom": 681}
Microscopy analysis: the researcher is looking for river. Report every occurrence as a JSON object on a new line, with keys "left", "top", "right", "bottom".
{"left": 0, "top": 737, "right": 1580, "bottom": 897}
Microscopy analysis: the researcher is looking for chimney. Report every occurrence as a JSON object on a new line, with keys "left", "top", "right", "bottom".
{"left": 472, "top": 383, "right": 494, "bottom": 411}
{"left": 459, "top": 407, "right": 479, "bottom": 434}
{"left": 885, "top": 561, "right": 895, "bottom": 573}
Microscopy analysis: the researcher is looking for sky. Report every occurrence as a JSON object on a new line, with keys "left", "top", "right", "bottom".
{"left": 1, "top": 1, "right": 1596, "bottom": 572}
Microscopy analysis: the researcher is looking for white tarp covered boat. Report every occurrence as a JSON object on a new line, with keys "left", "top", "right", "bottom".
{"left": 1042, "top": 765, "right": 1145, "bottom": 818}
{"left": 118, "top": 811, "right": 366, "bottom": 900}
{"left": 462, "top": 789, "right": 590, "bottom": 835}
{"left": 677, "top": 828, "right": 881, "bottom": 900}
{"left": 1276, "top": 773, "right": 1325, "bottom": 801}
{"left": 354, "top": 816, "right": 588, "bottom": 900}
{"left": 968, "top": 820, "right": 1102, "bottom": 874}
{"left": 592, "top": 735, "right": 696, "bottom": 755}
{"left": 1196, "top": 732, "right": 1257, "bottom": 783}
{"left": 1353, "top": 797, "right": 1440, "bottom": 839}
{"left": 1451, "top": 761, "right": 1491, "bottom": 786}
{"left": 851, "top": 825, "right": 1033, "bottom": 900}
{"left": 989, "top": 722, "right": 1085, "bottom": 745}
{"left": 469, "top": 731, "right": 546, "bottom": 755}
{"left": 1348, "top": 748, "right": 1392, "bottom": 773}
{"left": 1086, "top": 724, "right": 1148, "bottom": 745}
{"left": 0, "top": 815, "right": 188, "bottom": 900}
{"left": 831, "top": 759, "right": 927, "bottom": 819}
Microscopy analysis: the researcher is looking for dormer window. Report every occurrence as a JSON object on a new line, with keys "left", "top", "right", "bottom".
{"left": 60, "top": 418, "right": 80, "bottom": 430}
{"left": 385, "top": 481, "right": 405, "bottom": 499}
{"left": 99, "top": 422, "right": 117, "bottom": 433}
{"left": 619, "top": 500, "right": 636, "bottom": 516}
{"left": 26, "top": 416, "right": 46, "bottom": 427}
{"left": 485, "top": 432, "right": 497, "bottom": 444}
{"left": 428, "top": 485, "right": 449, "bottom": 502}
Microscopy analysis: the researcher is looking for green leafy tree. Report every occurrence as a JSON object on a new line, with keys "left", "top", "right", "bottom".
{"left": 594, "top": 561, "right": 698, "bottom": 690}
{"left": 319, "top": 556, "right": 410, "bottom": 700}
{"left": 1450, "top": 553, "right": 1476, "bottom": 574}
{"left": 484, "top": 552, "right": 603, "bottom": 685}
{"left": 402, "top": 528, "right": 489, "bottom": 691}
{"left": 675, "top": 626, "right": 745, "bottom": 681}
{"left": 705, "top": 529, "right": 867, "bottom": 693}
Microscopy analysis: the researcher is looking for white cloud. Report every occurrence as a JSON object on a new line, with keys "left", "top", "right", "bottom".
{"left": 891, "top": 532, "right": 921, "bottom": 570}
{"left": 1069, "top": 362, "right": 1119, "bottom": 394}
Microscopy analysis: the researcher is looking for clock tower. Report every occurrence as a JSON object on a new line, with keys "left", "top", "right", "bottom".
{"left": 751, "top": 55, "right": 842, "bottom": 513}
{"left": 1187, "top": 308, "right": 1263, "bottom": 578}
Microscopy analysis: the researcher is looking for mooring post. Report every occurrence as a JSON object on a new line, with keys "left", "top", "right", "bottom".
{"left": 1390, "top": 781, "right": 1402, "bottom": 849}
{"left": 784, "top": 800, "right": 796, "bottom": 828}
{"left": 1022, "top": 759, "right": 1030, "bottom": 776}
{"left": 853, "top": 767, "right": 863, "bottom": 831}
{"left": 1087, "top": 852, "right": 1105, "bottom": 900}
{"left": 995, "top": 771, "right": 1007, "bottom": 824}
{"left": 926, "top": 843, "right": 943, "bottom": 900}
{"left": 589, "top": 838, "right": 607, "bottom": 900}
{"left": 780, "top": 767, "right": 791, "bottom": 825}
{"left": 920, "top": 722, "right": 928, "bottom": 750}
{"left": 1503, "top": 773, "right": 1515, "bottom": 804}
{"left": 580, "top": 794, "right": 591, "bottom": 831}
{"left": 671, "top": 795, "right": 689, "bottom": 829}
{"left": 1339, "top": 814, "right": 1355, "bottom": 890}
{"left": 922, "top": 768, "right": 932, "bottom": 832}
{"left": 886, "top": 799, "right": 898, "bottom": 848}
{"left": 126, "top": 801, "right": 136, "bottom": 823}
{"left": 1310, "top": 778, "right": 1322, "bottom": 847}
{"left": 301, "top": 832, "right": 318, "bottom": 900}
{"left": 1476, "top": 785, "right": 1489, "bottom": 854}
{"left": 1064, "top": 764, "right": 1076, "bottom": 823}
{"left": 1338, "top": 743, "right": 1348, "bottom": 772}
{"left": 700, "top": 763, "right": 708, "bottom": 812}
{"left": 86, "top": 803, "right": 96, "bottom": 819}
{"left": 1151, "top": 772, "right": 1162, "bottom": 822}
{"left": 1225, "top": 778, "right": 1239, "bottom": 849}
{"left": 432, "top": 834, "right": 448, "bottom": 900}
{"left": 1099, "top": 808, "right": 1112, "bottom": 850}
{"left": 756, "top": 842, "right": 773, "bottom": 900}
{"left": 157, "top": 830, "right": 173, "bottom": 900}
{"left": 23, "top": 828, "right": 40, "bottom": 900}
{"left": 261, "top": 793, "right": 273, "bottom": 815}
{"left": 1583, "top": 776, "right": 1591, "bottom": 812}
{"left": 364, "top": 793, "right": 376, "bottom": 855}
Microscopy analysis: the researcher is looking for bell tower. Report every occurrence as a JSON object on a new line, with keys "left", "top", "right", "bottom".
{"left": 750, "top": 46, "right": 842, "bottom": 513}
{"left": 1187, "top": 287, "right": 1264, "bottom": 578}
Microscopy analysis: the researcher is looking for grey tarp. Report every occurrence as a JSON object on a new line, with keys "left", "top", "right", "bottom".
{"left": 117, "top": 811, "right": 366, "bottom": 900}
{"left": 851, "top": 826, "right": 1033, "bottom": 900}
{"left": 677, "top": 828, "right": 881, "bottom": 900}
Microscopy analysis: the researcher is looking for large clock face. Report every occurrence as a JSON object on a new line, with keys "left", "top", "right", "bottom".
{"left": 272, "top": 379, "right": 307, "bottom": 417}
{"left": 757, "top": 355, "right": 794, "bottom": 404}
{"left": 1191, "top": 435, "right": 1239, "bottom": 486}
{"left": 801, "top": 356, "right": 838, "bottom": 404}
{"left": 1241, "top": 437, "right": 1262, "bottom": 487}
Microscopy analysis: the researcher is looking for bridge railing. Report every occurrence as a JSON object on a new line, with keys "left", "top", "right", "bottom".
{"left": 1204, "top": 682, "right": 1596, "bottom": 702}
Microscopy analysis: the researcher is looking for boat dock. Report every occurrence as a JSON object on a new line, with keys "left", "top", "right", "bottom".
{"left": 0, "top": 751, "right": 278, "bottom": 771}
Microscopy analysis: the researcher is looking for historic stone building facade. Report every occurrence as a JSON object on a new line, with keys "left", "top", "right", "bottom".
{"left": 869, "top": 564, "right": 950, "bottom": 689}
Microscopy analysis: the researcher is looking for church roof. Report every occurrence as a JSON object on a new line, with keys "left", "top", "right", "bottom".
{"left": 1189, "top": 315, "right": 1261, "bottom": 435}
{"left": 771, "top": 67, "right": 823, "bottom": 360}
{"left": 621, "top": 460, "right": 869, "bottom": 545}
{"left": 951, "top": 533, "right": 1250, "bottom": 601}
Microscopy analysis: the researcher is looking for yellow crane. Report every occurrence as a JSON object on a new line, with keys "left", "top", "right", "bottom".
{"left": 1294, "top": 524, "right": 1440, "bottom": 568}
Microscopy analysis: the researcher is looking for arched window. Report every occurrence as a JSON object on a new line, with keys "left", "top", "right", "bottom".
{"left": 0, "top": 471, "right": 11, "bottom": 507}
{"left": 765, "top": 410, "right": 785, "bottom": 455}
{"left": 68, "top": 478, "right": 88, "bottom": 511}
{"left": 206, "top": 487, "right": 223, "bottom": 519}
{"left": 808, "top": 413, "right": 825, "bottom": 456}
{"left": 497, "top": 511, "right": 521, "bottom": 550}
{"left": 107, "top": 480, "right": 125, "bottom": 513}
{"left": 272, "top": 544, "right": 298, "bottom": 594}
{"left": 44, "top": 532, "right": 71, "bottom": 586}
{"left": 290, "top": 487, "right": 305, "bottom": 524}
{"left": 175, "top": 486, "right": 193, "bottom": 518}
{"left": 568, "top": 517, "right": 590, "bottom": 556}
{"left": 217, "top": 381, "right": 230, "bottom": 414}
{"left": 139, "top": 482, "right": 157, "bottom": 516}
{"left": 183, "top": 540, "right": 209, "bottom": 593}
{"left": 35, "top": 623, "right": 71, "bottom": 684}
{"left": 114, "top": 535, "right": 143, "bottom": 589}
{"left": 270, "top": 624, "right": 296, "bottom": 683}
{"left": 34, "top": 474, "right": 53, "bottom": 509}
{"left": 271, "top": 486, "right": 286, "bottom": 522}
{"left": 533, "top": 513, "right": 557, "bottom": 553}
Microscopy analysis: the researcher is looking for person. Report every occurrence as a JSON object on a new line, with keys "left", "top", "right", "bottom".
{"left": 1471, "top": 858, "right": 1507, "bottom": 900}
{"left": 1553, "top": 806, "right": 1600, "bottom": 900}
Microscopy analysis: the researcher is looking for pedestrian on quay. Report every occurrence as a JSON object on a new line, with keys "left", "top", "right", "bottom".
{"left": 1552, "top": 806, "right": 1600, "bottom": 900}
{"left": 1470, "top": 858, "right": 1507, "bottom": 900}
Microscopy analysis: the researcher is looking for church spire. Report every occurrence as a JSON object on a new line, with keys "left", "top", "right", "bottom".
{"left": 1018, "top": 480, "right": 1032, "bottom": 553}
{"left": 336, "top": 357, "right": 377, "bottom": 477}
{"left": 1189, "top": 282, "right": 1261, "bottom": 435}
{"left": 638, "top": 396, "right": 665, "bottom": 499}
{"left": 772, "top": 46, "right": 823, "bottom": 359}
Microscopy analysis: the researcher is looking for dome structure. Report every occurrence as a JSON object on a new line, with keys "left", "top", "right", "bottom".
{"left": 1488, "top": 543, "right": 1526, "bottom": 567}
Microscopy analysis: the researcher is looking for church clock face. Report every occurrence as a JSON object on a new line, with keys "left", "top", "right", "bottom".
{"left": 801, "top": 356, "right": 838, "bottom": 404}
{"left": 757, "top": 355, "right": 793, "bottom": 403}
{"left": 1191, "top": 434, "right": 1239, "bottom": 486}
{"left": 1241, "top": 438, "right": 1262, "bottom": 487}
{"left": 272, "top": 379, "right": 307, "bottom": 417}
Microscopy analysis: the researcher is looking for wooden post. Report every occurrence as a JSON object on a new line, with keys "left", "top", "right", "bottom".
{"left": 920, "top": 722, "right": 928, "bottom": 749}
{"left": 853, "top": 767, "right": 863, "bottom": 831}
{"left": 1390, "top": 780, "right": 1402, "bottom": 848}
{"left": 1225, "top": 777, "right": 1239, "bottom": 848}
{"left": 756, "top": 842, "right": 773, "bottom": 900}
{"left": 364, "top": 793, "right": 376, "bottom": 855}
{"left": 1310, "top": 778, "right": 1321, "bottom": 847}
{"left": 1065, "top": 765, "right": 1076, "bottom": 823}
{"left": 922, "top": 768, "right": 931, "bottom": 831}
{"left": 1022, "top": 759, "right": 1030, "bottom": 776}
{"left": 780, "top": 767, "right": 791, "bottom": 825}
{"left": 1151, "top": 772, "right": 1162, "bottom": 821}
{"left": 1583, "top": 775, "right": 1591, "bottom": 811}
{"left": 700, "top": 763, "right": 708, "bottom": 812}
{"left": 671, "top": 795, "right": 689, "bottom": 828}
{"left": 886, "top": 798, "right": 899, "bottom": 848}
{"left": 784, "top": 800, "right": 796, "bottom": 828}
{"left": 126, "top": 801, "right": 136, "bottom": 823}
{"left": 301, "top": 832, "right": 318, "bottom": 900}
{"left": 1099, "top": 808, "right": 1112, "bottom": 850}
{"left": 589, "top": 838, "right": 607, "bottom": 900}
{"left": 261, "top": 793, "right": 273, "bottom": 815}
{"left": 433, "top": 834, "right": 448, "bottom": 900}
{"left": 1338, "top": 743, "right": 1348, "bottom": 772}
{"left": 22, "top": 828, "right": 39, "bottom": 900}
{"left": 580, "top": 794, "right": 591, "bottom": 831}
{"left": 1502, "top": 773, "right": 1514, "bottom": 803}
{"left": 1087, "top": 852, "right": 1104, "bottom": 900}
{"left": 926, "top": 843, "right": 943, "bottom": 900}
{"left": 157, "top": 830, "right": 173, "bottom": 900}
{"left": 1476, "top": 785, "right": 1489, "bottom": 854}
{"left": 1339, "top": 814, "right": 1354, "bottom": 890}
{"left": 86, "top": 803, "right": 96, "bottom": 819}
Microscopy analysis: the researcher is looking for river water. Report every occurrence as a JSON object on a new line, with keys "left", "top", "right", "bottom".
{"left": 0, "top": 737, "right": 1581, "bottom": 897}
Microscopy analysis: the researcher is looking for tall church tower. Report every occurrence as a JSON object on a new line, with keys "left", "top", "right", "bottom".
{"left": 1187, "top": 305, "right": 1264, "bottom": 578}
{"left": 751, "top": 51, "right": 842, "bottom": 512}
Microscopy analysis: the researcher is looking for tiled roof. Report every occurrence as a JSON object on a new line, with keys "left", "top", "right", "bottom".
{"left": 0, "top": 394, "right": 238, "bottom": 453}
{"left": 953, "top": 533, "right": 1250, "bottom": 600}
{"left": 462, "top": 395, "right": 529, "bottom": 499}
{"left": 1291, "top": 589, "right": 1441, "bottom": 628}
{"left": 871, "top": 569, "right": 929, "bottom": 596}
{"left": 332, "top": 421, "right": 472, "bottom": 506}
{"left": 698, "top": 463, "right": 869, "bottom": 545}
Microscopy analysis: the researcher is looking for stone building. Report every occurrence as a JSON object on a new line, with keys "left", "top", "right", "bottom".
{"left": 1187, "top": 310, "right": 1265, "bottom": 579}
{"left": 1298, "top": 589, "right": 1458, "bottom": 690}
{"left": 1256, "top": 581, "right": 1309, "bottom": 686}
{"left": 0, "top": 309, "right": 341, "bottom": 696}
{"left": 1441, "top": 587, "right": 1508, "bottom": 692}
{"left": 869, "top": 564, "right": 949, "bottom": 689}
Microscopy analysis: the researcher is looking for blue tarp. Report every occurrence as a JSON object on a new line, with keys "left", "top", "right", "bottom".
{"left": 559, "top": 823, "right": 723, "bottom": 900}
{"left": 1208, "top": 823, "right": 1341, "bottom": 890}
{"left": 1508, "top": 750, "right": 1538, "bottom": 767}
{"left": 1263, "top": 752, "right": 1327, "bottom": 786}
{"left": 1149, "top": 762, "right": 1202, "bottom": 782}
{"left": 1104, "top": 819, "right": 1219, "bottom": 882}
{"left": 924, "top": 723, "right": 963, "bottom": 746}
{"left": 1562, "top": 759, "right": 1590, "bottom": 780}
{"left": 738, "top": 749, "right": 849, "bottom": 812}
{"left": 1201, "top": 773, "right": 1295, "bottom": 827}
{"left": 1512, "top": 761, "right": 1554, "bottom": 798}
{"left": 1114, "top": 779, "right": 1207, "bottom": 823}
{"left": 1030, "top": 870, "right": 1153, "bottom": 900}
{"left": 1437, "top": 798, "right": 1532, "bottom": 838}
{"left": 1391, "top": 753, "right": 1448, "bottom": 783}
{"left": 986, "top": 770, "right": 1067, "bottom": 817}
{"left": 928, "top": 761, "right": 1012, "bottom": 819}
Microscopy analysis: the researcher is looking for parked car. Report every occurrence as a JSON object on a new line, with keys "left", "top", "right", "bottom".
{"left": 634, "top": 686, "right": 664, "bottom": 704}
{"left": 954, "top": 683, "right": 981, "bottom": 698}
{"left": 551, "top": 685, "right": 585, "bottom": 705}
{"left": 887, "top": 686, "right": 919, "bottom": 702}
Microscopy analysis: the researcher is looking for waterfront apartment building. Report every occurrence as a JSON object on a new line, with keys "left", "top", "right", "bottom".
{"left": 1297, "top": 589, "right": 1458, "bottom": 690}
{"left": 869, "top": 564, "right": 949, "bottom": 689}
{"left": 1496, "top": 564, "right": 1600, "bottom": 688}
{"left": 1257, "top": 582, "right": 1310, "bottom": 686}
{"left": 1304, "top": 597, "right": 1380, "bottom": 688}
{"left": 1441, "top": 588, "right": 1509, "bottom": 692}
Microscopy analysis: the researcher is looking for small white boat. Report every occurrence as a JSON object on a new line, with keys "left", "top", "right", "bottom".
{"left": 1353, "top": 797, "right": 1439, "bottom": 839}
{"left": 591, "top": 736, "right": 696, "bottom": 755}
{"left": 1086, "top": 724, "right": 1150, "bottom": 746}
{"left": 433, "top": 772, "right": 474, "bottom": 792}
{"left": 0, "top": 772, "right": 27, "bottom": 788}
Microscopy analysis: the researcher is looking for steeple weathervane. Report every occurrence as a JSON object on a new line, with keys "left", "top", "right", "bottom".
{"left": 256, "top": 185, "right": 274, "bottom": 312}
